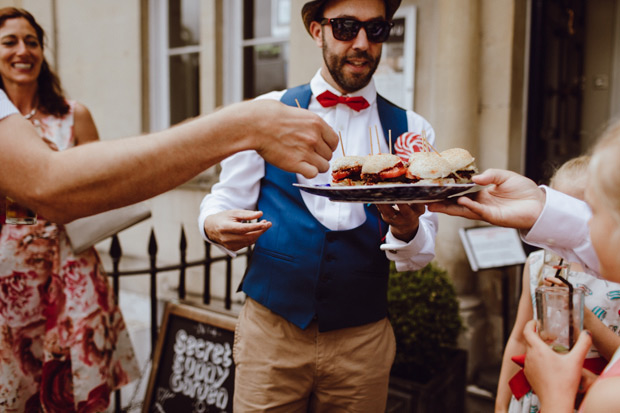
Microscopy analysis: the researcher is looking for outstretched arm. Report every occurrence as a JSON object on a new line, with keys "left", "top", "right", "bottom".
{"left": 429, "top": 169, "right": 600, "bottom": 274}
{"left": 0, "top": 99, "right": 339, "bottom": 223}
{"left": 427, "top": 169, "right": 545, "bottom": 230}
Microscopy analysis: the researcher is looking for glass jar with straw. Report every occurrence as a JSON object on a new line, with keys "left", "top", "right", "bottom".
{"left": 535, "top": 260, "right": 584, "bottom": 353}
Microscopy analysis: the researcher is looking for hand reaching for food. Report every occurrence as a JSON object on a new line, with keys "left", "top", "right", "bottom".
{"left": 203, "top": 209, "right": 272, "bottom": 252}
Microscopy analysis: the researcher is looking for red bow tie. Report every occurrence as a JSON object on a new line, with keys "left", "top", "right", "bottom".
{"left": 316, "top": 90, "right": 370, "bottom": 112}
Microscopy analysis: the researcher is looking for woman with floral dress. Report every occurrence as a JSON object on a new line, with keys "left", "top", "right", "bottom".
{"left": 0, "top": 8, "right": 138, "bottom": 413}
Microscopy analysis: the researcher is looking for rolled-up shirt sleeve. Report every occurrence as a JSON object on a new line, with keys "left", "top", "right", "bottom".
{"left": 521, "top": 186, "right": 600, "bottom": 276}
{"left": 381, "top": 208, "right": 438, "bottom": 272}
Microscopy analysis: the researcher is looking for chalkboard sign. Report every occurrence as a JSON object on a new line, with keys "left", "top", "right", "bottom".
{"left": 143, "top": 302, "right": 237, "bottom": 413}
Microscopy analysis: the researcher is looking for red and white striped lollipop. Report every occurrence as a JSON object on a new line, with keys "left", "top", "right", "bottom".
{"left": 394, "top": 132, "right": 427, "bottom": 163}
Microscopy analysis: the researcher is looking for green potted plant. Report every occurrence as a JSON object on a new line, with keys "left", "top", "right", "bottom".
{"left": 386, "top": 262, "right": 467, "bottom": 413}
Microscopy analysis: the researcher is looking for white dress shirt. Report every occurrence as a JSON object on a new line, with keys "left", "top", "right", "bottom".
{"left": 198, "top": 70, "right": 438, "bottom": 272}
{"left": 522, "top": 186, "right": 600, "bottom": 276}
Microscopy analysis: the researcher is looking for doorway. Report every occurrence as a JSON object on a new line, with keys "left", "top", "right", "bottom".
{"left": 525, "top": 0, "right": 586, "bottom": 185}
{"left": 525, "top": 0, "right": 620, "bottom": 184}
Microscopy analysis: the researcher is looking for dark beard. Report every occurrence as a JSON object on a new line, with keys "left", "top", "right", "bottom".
{"left": 322, "top": 38, "right": 381, "bottom": 93}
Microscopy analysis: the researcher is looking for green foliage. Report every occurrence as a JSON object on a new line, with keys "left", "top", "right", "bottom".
{"left": 388, "top": 261, "right": 463, "bottom": 382}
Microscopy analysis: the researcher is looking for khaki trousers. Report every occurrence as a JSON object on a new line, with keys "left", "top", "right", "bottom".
{"left": 232, "top": 298, "right": 396, "bottom": 412}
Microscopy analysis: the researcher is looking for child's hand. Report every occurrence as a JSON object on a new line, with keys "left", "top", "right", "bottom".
{"left": 523, "top": 319, "right": 591, "bottom": 412}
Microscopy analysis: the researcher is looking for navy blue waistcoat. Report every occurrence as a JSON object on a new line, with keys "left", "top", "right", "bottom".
{"left": 241, "top": 84, "right": 408, "bottom": 332}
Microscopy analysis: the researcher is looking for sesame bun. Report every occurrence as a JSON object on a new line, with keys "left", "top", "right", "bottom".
{"left": 332, "top": 155, "right": 367, "bottom": 171}
{"left": 407, "top": 152, "right": 453, "bottom": 179}
{"left": 361, "top": 154, "right": 403, "bottom": 175}
{"left": 440, "top": 148, "right": 477, "bottom": 171}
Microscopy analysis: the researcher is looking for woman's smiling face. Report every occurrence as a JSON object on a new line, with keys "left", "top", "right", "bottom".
{"left": 0, "top": 17, "right": 42, "bottom": 86}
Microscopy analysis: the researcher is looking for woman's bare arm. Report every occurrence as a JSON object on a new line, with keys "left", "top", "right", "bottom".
{"left": 0, "top": 99, "right": 339, "bottom": 222}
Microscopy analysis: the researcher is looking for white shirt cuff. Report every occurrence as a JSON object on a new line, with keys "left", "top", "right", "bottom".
{"left": 381, "top": 221, "right": 436, "bottom": 272}
{"left": 522, "top": 186, "right": 591, "bottom": 249}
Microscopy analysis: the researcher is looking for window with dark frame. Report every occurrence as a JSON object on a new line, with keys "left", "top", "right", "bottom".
{"left": 168, "top": 0, "right": 200, "bottom": 126}
{"left": 242, "top": 0, "right": 291, "bottom": 100}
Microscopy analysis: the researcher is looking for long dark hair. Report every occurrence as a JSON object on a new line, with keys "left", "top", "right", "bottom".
{"left": 0, "top": 7, "right": 69, "bottom": 117}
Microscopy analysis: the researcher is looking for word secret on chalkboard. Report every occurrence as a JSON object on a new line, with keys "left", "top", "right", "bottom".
{"left": 144, "top": 303, "right": 237, "bottom": 413}
{"left": 169, "top": 327, "right": 233, "bottom": 409}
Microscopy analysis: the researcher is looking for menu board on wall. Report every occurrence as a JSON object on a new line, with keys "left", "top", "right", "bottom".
{"left": 143, "top": 302, "right": 237, "bottom": 413}
{"left": 459, "top": 226, "right": 527, "bottom": 271}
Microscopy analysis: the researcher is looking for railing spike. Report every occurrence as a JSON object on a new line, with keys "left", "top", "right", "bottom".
{"left": 148, "top": 228, "right": 158, "bottom": 256}
{"left": 204, "top": 241, "right": 211, "bottom": 304}
{"left": 110, "top": 234, "right": 122, "bottom": 261}
{"left": 149, "top": 227, "right": 158, "bottom": 355}
{"left": 109, "top": 233, "right": 122, "bottom": 412}
{"left": 180, "top": 226, "right": 187, "bottom": 252}
{"left": 179, "top": 226, "right": 187, "bottom": 300}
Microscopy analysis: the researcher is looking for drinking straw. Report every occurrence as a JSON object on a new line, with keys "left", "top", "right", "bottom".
{"left": 554, "top": 259, "right": 575, "bottom": 349}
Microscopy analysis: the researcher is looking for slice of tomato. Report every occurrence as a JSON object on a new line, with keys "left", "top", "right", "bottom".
{"left": 332, "top": 170, "right": 351, "bottom": 181}
{"left": 379, "top": 166, "right": 406, "bottom": 179}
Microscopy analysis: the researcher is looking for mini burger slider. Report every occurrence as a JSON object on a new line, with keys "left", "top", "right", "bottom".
{"left": 360, "top": 154, "right": 408, "bottom": 185}
{"left": 406, "top": 152, "right": 455, "bottom": 184}
{"left": 331, "top": 155, "right": 366, "bottom": 185}
{"left": 440, "top": 148, "right": 479, "bottom": 183}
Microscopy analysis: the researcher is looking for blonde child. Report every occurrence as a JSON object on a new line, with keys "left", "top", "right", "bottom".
{"left": 496, "top": 156, "right": 620, "bottom": 413}
{"left": 523, "top": 121, "right": 620, "bottom": 412}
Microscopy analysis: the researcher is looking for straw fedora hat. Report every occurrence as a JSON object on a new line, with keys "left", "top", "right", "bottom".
{"left": 301, "top": 0, "right": 402, "bottom": 35}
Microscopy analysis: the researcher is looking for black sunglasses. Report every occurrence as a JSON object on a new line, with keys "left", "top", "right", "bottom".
{"left": 320, "top": 18, "right": 394, "bottom": 43}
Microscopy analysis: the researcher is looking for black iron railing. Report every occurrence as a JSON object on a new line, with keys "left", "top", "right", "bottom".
{"left": 106, "top": 226, "right": 251, "bottom": 412}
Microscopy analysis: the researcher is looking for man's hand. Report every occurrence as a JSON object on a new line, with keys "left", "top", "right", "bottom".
{"left": 376, "top": 203, "right": 425, "bottom": 242}
{"left": 427, "top": 168, "right": 546, "bottom": 230}
{"left": 523, "top": 319, "right": 591, "bottom": 413}
{"left": 204, "top": 210, "right": 271, "bottom": 252}
{"left": 246, "top": 100, "right": 339, "bottom": 178}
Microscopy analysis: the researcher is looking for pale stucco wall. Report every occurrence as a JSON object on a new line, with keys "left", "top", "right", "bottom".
{"left": 55, "top": 1, "right": 142, "bottom": 140}
{"left": 0, "top": 0, "right": 142, "bottom": 140}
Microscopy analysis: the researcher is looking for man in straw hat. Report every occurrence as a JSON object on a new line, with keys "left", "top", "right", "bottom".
{"left": 200, "top": 0, "right": 438, "bottom": 410}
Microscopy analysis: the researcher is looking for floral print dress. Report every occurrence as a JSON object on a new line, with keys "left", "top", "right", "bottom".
{"left": 0, "top": 101, "right": 140, "bottom": 413}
